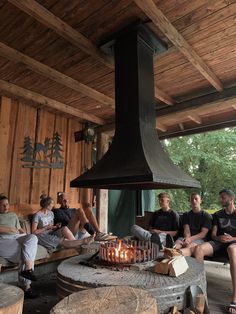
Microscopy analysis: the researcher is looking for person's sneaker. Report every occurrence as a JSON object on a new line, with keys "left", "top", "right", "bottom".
{"left": 20, "top": 269, "right": 37, "bottom": 281}
{"left": 150, "top": 233, "right": 163, "bottom": 250}
{"left": 24, "top": 288, "right": 39, "bottom": 299}
{"left": 94, "top": 232, "right": 117, "bottom": 241}
{"left": 166, "top": 234, "right": 176, "bottom": 249}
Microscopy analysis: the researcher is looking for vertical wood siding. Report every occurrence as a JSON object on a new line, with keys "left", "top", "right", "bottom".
{"left": 0, "top": 96, "right": 92, "bottom": 215}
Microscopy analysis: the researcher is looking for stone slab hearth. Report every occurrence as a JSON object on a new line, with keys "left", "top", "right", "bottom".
{"left": 57, "top": 254, "right": 206, "bottom": 313}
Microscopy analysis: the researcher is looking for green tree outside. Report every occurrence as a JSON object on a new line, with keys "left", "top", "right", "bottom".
{"left": 154, "top": 128, "right": 236, "bottom": 212}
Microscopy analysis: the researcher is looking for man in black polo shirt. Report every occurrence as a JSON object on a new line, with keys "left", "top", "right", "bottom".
{"left": 175, "top": 192, "right": 212, "bottom": 256}
{"left": 131, "top": 192, "right": 179, "bottom": 249}
{"left": 195, "top": 189, "right": 236, "bottom": 314}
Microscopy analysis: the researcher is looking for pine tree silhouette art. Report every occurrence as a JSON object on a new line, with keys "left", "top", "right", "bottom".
{"left": 21, "top": 136, "right": 34, "bottom": 162}
{"left": 49, "top": 132, "right": 64, "bottom": 167}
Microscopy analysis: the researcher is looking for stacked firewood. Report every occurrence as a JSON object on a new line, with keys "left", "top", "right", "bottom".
{"left": 154, "top": 248, "right": 188, "bottom": 277}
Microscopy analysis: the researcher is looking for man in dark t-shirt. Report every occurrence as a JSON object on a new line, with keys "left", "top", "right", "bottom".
{"left": 195, "top": 189, "right": 236, "bottom": 313}
{"left": 131, "top": 192, "right": 180, "bottom": 248}
{"left": 175, "top": 192, "right": 212, "bottom": 256}
{"left": 53, "top": 193, "right": 116, "bottom": 241}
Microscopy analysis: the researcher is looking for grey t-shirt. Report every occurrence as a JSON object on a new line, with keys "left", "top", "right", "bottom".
{"left": 33, "top": 210, "right": 54, "bottom": 233}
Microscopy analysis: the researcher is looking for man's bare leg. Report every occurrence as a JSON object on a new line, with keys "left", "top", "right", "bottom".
{"left": 227, "top": 244, "right": 236, "bottom": 314}
{"left": 83, "top": 205, "right": 99, "bottom": 232}
{"left": 194, "top": 242, "right": 214, "bottom": 261}
{"left": 67, "top": 208, "right": 89, "bottom": 235}
{"left": 181, "top": 243, "right": 198, "bottom": 257}
{"left": 60, "top": 235, "right": 94, "bottom": 248}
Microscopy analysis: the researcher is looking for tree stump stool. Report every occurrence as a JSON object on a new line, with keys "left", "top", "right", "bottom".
{"left": 50, "top": 286, "right": 158, "bottom": 314}
{"left": 0, "top": 283, "right": 24, "bottom": 314}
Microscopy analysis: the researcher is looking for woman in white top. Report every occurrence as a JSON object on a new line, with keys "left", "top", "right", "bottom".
{"left": 32, "top": 196, "right": 93, "bottom": 251}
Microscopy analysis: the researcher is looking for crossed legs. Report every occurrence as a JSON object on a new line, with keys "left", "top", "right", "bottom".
{"left": 67, "top": 206, "right": 99, "bottom": 236}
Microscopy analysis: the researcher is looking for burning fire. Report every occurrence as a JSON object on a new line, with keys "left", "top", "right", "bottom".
{"left": 111, "top": 240, "right": 133, "bottom": 263}
{"left": 99, "top": 239, "right": 159, "bottom": 264}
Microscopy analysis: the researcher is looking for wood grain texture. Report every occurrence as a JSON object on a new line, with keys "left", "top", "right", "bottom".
{"left": 0, "top": 283, "right": 24, "bottom": 314}
{"left": 50, "top": 286, "right": 158, "bottom": 314}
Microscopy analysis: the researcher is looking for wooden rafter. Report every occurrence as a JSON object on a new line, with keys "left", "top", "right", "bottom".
{"left": 187, "top": 114, "right": 202, "bottom": 124}
{"left": 156, "top": 122, "right": 167, "bottom": 132}
{"left": 134, "top": 0, "right": 224, "bottom": 92}
{"left": 0, "top": 42, "right": 115, "bottom": 109}
{"left": 155, "top": 86, "right": 174, "bottom": 106}
{"left": 179, "top": 123, "right": 184, "bottom": 131}
{"left": 158, "top": 98, "right": 236, "bottom": 127}
{"left": 7, "top": 0, "right": 173, "bottom": 106}
{"left": 0, "top": 79, "right": 105, "bottom": 125}
{"left": 7, "top": 0, "right": 114, "bottom": 69}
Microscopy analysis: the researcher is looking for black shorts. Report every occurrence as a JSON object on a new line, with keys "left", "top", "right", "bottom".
{"left": 208, "top": 240, "right": 236, "bottom": 256}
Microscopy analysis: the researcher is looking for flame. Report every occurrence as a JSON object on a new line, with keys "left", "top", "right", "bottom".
{"left": 109, "top": 240, "right": 134, "bottom": 263}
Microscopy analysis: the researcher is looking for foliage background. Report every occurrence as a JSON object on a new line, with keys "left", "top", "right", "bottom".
{"left": 155, "top": 128, "right": 236, "bottom": 212}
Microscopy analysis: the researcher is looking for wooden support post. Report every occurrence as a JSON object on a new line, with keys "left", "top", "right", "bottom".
{"left": 96, "top": 132, "right": 110, "bottom": 233}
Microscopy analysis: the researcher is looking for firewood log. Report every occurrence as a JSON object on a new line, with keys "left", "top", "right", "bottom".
{"left": 195, "top": 293, "right": 205, "bottom": 314}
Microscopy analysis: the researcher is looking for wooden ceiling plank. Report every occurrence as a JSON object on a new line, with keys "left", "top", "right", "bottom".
{"left": 134, "top": 0, "right": 224, "bottom": 92}
{"left": 7, "top": 0, "right": 173, "bottom": 106}
{"left": 0, "top": 79, "right": 105, "bottom": 125}
{"left": 155, "top": 86, "right": 175, "bottom": 105}
{"left": 187, "top": 114, "right": 202, "bottom": 124}
{"left": 7, "top": 0, "right": 114, "bottom": 69}
{"left": 0, "top": 42, "right": 115, "bottom": 108}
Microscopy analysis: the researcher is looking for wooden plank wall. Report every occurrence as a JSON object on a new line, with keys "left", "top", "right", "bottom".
{"left": 0, "top": 95, "right": 93, "bottom": 215}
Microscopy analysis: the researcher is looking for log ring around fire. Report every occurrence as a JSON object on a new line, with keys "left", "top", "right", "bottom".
{"left": 57, "top": 255, "right": 206, "bottom": 313}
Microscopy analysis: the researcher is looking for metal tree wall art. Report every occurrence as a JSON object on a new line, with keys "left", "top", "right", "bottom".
{"left": 21, "top": 132, "right": 64, "bottom": 169}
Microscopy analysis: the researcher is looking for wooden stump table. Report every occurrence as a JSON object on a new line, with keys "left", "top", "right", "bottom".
{"left": 57, "top": 255, "right": 206, "bottom": 314}
{"left": 51, "top": 286, "right": 158, "bottom": 314}
{"left": 0, "top": 283, "right": 24, "bottom": 314}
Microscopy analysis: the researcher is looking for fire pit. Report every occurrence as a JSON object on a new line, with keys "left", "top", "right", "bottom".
{"left": 57, "top": 253, "right": 207, "bottom": 313}
{"left": 99, "top": 240, "right": 159, "bottom": 264}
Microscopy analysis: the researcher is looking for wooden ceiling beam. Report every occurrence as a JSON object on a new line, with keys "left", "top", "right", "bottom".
{"left": 187, "top": 114, "right": 202, "bottom": 124}
{"left": 7, "top": 0, "right": 173, "bottom": 106}
{"left": 134, "top": 0, "right": 224, "bottom": 92}
{"left": 179, "top": 123, "right": 184, "bottom": 131}
{"left": 0, "top": 79, "right": 105, "bottom": 125}
{"left": 155, "top": 86, "right": 174, "bottom": 105}
{"left": 0, "top": 42, "right": 115, "bottom": 109}
{"left": 159, "top": 98, "right": 236, "bottom": 126}
{"left": 156, "top": 122, "right": 167, "bottom": 132}
{"left": 7, "top": 0, "right": 114, "bottom": 69}
{"left": 157, "top": 85, "right": 236, "bottom": 117}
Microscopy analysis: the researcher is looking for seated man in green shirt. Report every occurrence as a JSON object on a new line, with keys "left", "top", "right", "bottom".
{"left": 0, "top": 194, "right": 38, "bottom": 298}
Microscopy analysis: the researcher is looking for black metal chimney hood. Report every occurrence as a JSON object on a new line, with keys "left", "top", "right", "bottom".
{"left": 71, "top": 24, "right": 200, "bottom": 190}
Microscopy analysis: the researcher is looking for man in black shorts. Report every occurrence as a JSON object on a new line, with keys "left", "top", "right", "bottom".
{"left": 175, "top": 192, "right": 212, "bottom": 256}
{"left": 131, "top": 192, "right": 180, "bottom": 249}
{"left": 195, "top": 189, "right": 236, "bottom": 314}
{"left": 53, "top": 193, "right": 116, "bottom": 241}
